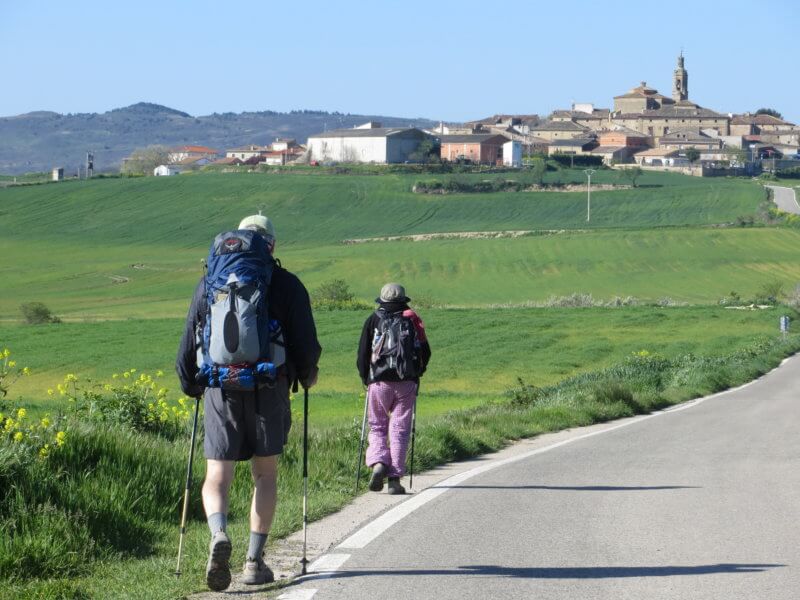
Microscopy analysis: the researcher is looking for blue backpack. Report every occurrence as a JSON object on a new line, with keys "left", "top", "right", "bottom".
{"left": 195, "top": 229, "right": 285, "bottom": 390}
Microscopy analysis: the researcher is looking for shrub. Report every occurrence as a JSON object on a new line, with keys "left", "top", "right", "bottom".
{"left": 20, "top": 302, "right": 60, "bottom": 324}
{"left": 311, "top": 279, "right": 371, "bottom": 311}
{"left": 507, "top": 378, "right": 545, "bottom": 407}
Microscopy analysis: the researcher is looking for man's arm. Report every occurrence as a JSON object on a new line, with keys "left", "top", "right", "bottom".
{"left": 175, "top": 279, "right": 205, "bottom": 398}
{"left": 284, "top": 274, "right": 322, "bottom": 388}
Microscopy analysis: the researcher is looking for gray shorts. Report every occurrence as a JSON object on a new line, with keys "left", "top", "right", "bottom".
{"left": 203, "top": 376, "right": 291, "bottom": 461}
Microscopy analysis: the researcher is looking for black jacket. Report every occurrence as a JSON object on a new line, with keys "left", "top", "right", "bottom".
{"left": 176, "top": 265, "right": 322, "bottom": 397}
{"left": 356, "top": 302, "right": 431, "bottom": 386}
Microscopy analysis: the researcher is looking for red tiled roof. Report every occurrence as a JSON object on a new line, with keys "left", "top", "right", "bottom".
{"left": 173, "top": 145, "right": 218, "bottom": 154}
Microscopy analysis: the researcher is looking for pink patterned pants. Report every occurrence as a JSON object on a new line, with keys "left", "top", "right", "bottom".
{"left": 365, "top": 380, "right": 418, "bottom": 478}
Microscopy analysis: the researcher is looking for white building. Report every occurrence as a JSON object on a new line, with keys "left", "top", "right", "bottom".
{"left": 502, "top": 140, "right": 522, "bottom": 167}
{"left": 154, "top": 164, "right": 181, "bottom": 176}
{"left": 307, "top": 122, "right": 434, "bottom": 163}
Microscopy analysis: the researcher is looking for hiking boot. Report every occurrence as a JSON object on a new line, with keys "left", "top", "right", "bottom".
{"left": 387, "top": 477, "right": 406, "bottom": 495}
{"left": 206, "top": 530, "right": 232, "bottom": 591}
{"left": 369, "top": 462, "right": 387, "bottom": 492}
{"left": 241, "top": 556, "right": 275, "bottom": 586}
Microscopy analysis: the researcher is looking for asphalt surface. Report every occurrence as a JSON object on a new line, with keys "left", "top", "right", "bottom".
{"left": 286, "top": 355, "right": 800, "bottom": 600}
{"left": 767, "top": 185, "right": 800, "bottom": 215}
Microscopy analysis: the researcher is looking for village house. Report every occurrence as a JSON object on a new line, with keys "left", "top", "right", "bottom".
{"left": 439, "top": 134, "right": 509, "bottom": 164}
{"left": 730, "top": 113, "right": 796, "bottom": 136}
{"left": 549, "top": 104, "right": 611, "bottom": 132}
{"left": 306, "top": 122, "right": 434, "bottom": 164}
{"left": 167, "top": 145, "right": 219, "bottom": 163}
{"left": 547, "top": 137, "right": 598, "bottom": 157}
{"left": 225, "top": 145, "right": 271, "bottom": 161}
{"left": 530, "top": 119, "right": 591, "bottom": 141}
{"left": 583, "top": 127, "right": 651, "bottom": 164}
{"left": 657, "top": 129, "right": 722, "bottom": 151}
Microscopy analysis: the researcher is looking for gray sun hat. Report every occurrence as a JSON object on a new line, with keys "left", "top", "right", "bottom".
{"left": 376, "top": 283, "right": 410, "bottom": 304}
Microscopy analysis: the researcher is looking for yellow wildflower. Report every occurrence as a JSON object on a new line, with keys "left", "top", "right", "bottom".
{"left": 40, "top": 417, "right": 51, "bottom": 428}
{"left": 47, "top": 388, "right": 54, "bottom": 396}
{"left": 156, "top": 370, "right": 164, "bottom": 377}
{"left": 8, "top": 361, "right": 16, "bottom": 368}
{"left": 123, "top": 372, "right": 130, "bottom": 378}
{"left": 112, "top": 373, "right": 119, "bottom": 379}
{"left": 22, "top": 367, "right": 30, "bottom": 376}
{"left": 4, "top": 418, "right": 14, "bottom": 432}
{"left": 16, "top": 408, "right": 27, "bottom": 419}
{"left": 65, "top": 373, "right": 77, "bottom": 382}
{"left": 2, "top": 348, "right": 9, "bottom": 357}
{"left": 55, "top": 431, "right": 66, "bottom": 447}
{"left": 39, "top": 444, "right": 50, "bottom": 459}
{"left": 13, "top": 431, "right": 23, "bottom": 443}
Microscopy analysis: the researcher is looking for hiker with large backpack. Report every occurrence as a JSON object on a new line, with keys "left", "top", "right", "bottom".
{"left": 356, "top": 283, "right": 431, "bottom": 495}
{"left": 176, "top": 214, "right": 321, "bottom": 591}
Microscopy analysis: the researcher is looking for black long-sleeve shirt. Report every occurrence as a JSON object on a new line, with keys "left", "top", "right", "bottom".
{"left": 176, "top": 265, "right": 322, "bottom": 397}
{"left": 356, "top": 302, "right": 431, "bottom": 386}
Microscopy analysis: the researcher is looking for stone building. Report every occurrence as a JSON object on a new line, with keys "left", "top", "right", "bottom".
{"left": 611, "top": 54, "right": 730, "bottom": 142}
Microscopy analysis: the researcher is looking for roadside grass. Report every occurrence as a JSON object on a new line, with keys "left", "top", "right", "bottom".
{"left": 3, "top": 326, "right": 799, "bottom": 599}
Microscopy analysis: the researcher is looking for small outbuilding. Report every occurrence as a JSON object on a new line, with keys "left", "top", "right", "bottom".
{"left": 154, "top": 165, "right": 181, "bottom": 176}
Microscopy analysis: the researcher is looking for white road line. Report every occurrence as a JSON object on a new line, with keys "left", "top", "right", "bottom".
{"left": 308, "top": 553, "right": 351, "bottom": 573}
{"left": 277, "top": 554, "right": 351, "bottom": 599}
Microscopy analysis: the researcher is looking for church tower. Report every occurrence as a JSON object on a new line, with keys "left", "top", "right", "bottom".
{"left": 672, "top": 52, "right": 688, "bottom": 102}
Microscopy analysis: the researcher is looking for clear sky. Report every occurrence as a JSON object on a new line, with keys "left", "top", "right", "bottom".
{"left": 1, "top": 0, "right": 798, "bottom": 123}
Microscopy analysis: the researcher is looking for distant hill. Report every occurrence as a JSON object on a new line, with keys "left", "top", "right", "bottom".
{"left": 0, "top": 102, "right": 438, "bottom": 174}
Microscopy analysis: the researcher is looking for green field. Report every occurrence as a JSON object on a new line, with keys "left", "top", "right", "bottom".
{"left": 3, "top": 168, "right": 800, "bottom": 599}
{"left": 1, "top": 306, "right": 789, "bottom": 425}
{"left": 0, "top": 170, "right": 784, "bottom": 318}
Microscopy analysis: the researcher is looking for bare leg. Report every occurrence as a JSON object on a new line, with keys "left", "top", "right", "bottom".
{"left": 250, "top": 455, "right": 278, "bottom": 534}
{"left": 203, "top": 459, "right": 235, "bottom": 517}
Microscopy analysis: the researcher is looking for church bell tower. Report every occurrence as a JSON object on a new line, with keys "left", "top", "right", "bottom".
{"left": 672, "top": 52, "right": 688, "bottom": 102}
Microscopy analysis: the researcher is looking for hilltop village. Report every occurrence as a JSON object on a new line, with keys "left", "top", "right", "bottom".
{"left": 134, "top": 55, "right": 799, "bottom": 178}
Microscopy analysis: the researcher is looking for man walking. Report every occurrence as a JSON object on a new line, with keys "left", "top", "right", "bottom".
{"left": 176, "top": 214, "right": 321, "bottom": 591}
{"left": 357, "top": 283, "right": 431, "bottom": 494}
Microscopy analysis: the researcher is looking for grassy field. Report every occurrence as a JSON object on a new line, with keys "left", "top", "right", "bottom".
{"left": 2, "top": 168, "right": 800, "bottom": 598}
{"left": 1, "top": 305, "right": 793, "bottom": 426}
{"left": 0, "top": 169, "right": 785, "bottom": 318}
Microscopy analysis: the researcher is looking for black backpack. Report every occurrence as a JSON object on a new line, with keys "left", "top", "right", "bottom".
{"left": 369, "top": 309, "right": 420, "bottom": 381}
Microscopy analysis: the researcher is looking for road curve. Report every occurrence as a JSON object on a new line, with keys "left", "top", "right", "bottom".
{"left": 767, "top": 185, "right": 800, "bottom": 215}
{"left": 286, "top": 354, "right": 800, "bottom": 600}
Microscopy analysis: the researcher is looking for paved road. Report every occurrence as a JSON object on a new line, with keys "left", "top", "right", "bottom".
{"left": 287, "top": 355, "right": 800, "bottom": 599}
{"left": 767, "top": 185, "right": 800, "bottom": 214}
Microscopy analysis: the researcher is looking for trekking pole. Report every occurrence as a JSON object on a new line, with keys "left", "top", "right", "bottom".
{"left": 354, "top": 387, "right": 369, "bottom": 494}
{"left": 301, "top": 385, "right": 310, "bottom": 576}
{"left": 409, "top": 383, "right": 418, "bottom": 489}
{"left": 175, "top": 395, "right": 201, "bottom": 577}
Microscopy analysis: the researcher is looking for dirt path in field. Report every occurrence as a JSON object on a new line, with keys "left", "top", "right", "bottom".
{"left": 342, "top": 229, "right": 589, "bottom": 244}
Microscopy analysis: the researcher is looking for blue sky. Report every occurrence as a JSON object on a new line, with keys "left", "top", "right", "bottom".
{"left": 1, "top": 0, "right": 798, "bottom": 123}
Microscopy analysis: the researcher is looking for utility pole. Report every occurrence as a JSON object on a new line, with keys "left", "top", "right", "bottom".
{"left": 584, "top": 169, "right": 595, "bottom": 222}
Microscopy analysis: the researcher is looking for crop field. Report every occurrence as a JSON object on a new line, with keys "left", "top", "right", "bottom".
{"left": 0, "top": 170, "right": 788, "bottom": 318}
{"left": 2, "top": 168, "right": 800, "bottom": 599}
